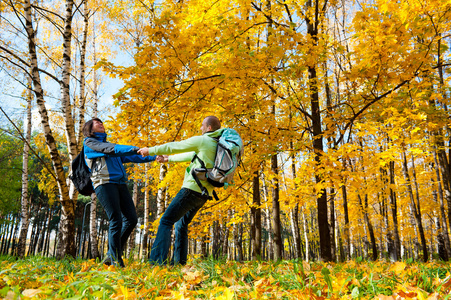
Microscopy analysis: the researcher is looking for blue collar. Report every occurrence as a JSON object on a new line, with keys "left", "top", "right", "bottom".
{"left": 93, "top": 132, "right": 107, "bottom": 141}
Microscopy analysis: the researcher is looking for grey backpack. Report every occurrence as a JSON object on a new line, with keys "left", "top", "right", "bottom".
{"left": 192, "top": 128, "right": 244, "bottom": 200}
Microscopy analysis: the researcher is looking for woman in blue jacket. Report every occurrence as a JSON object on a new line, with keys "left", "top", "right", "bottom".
{"left": 82, "top": 118, "right": 156, "bottom": 267}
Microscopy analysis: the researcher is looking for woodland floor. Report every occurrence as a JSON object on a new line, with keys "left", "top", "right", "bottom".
{"left": 0, "top": 255, "right": 450, "bottom": 299}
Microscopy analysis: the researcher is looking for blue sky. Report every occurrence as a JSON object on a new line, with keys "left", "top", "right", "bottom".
{"left": 0, "top": 57, "right": 127, "bottom": 132}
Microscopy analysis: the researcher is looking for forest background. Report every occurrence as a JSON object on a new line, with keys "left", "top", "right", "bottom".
{"left": 0, "top": 0, "right": 451, "bottom": 271}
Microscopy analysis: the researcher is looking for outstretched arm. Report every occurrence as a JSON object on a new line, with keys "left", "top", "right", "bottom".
{"left": 122, "top": 154, "right": 157, "bottom": 163}
{"left": 138, "top": 136, "right": 203, "bottom": 157}
{"left": 85, "top": 138, "right": 139, "bottom": 157}
{"left": 147, "top": 153, "right": 193, "bottom": 164}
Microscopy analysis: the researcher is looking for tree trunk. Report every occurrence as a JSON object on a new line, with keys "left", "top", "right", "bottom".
{"left": 261, "top": 175, "right": 273, "bottom": 260}
{"left": 0, "top": 224, "right": 5, "bottom": 254}
{"left": 100, "top": 217, "right": 107, "bottom": 256}
{"left": 233, "top": 212, "right": 243, "bottom": 262}
{"left": 290, "top": 205, "right": 301, "bottom": 259}
{"left": 37, "top": 209, "right": 50, "bottom": 254}
{"left": 24, "top": 0, "right": 76, "bottom": 258}
{"left": 302, "top": 208, "right": 309, "bottom": 261}
{"left": 212, "top": 221, "right": 221, "bottom": 259}
{"left": 26, "top": 224, "right": 34, "bottom": 256}
{"left": 87, "top": 18, "right": 100, "bottom": 260}
{"left": 305, "top": 0, "right": 331, "bottom": 262}
{"left": 335, "top": 216, "right": 345, "bottom": 262}
{"left": 60, "top": 0, "right": 78, "bottom": 207}
{"left": 142, "top": 164, "right": 153, "bottom": 259}
{"left": 342, "top": 160, "right": 352, "bottom": 260}
{"left": 329, "top": 189, "right": 336, "bottom": 261}
{"left": 17, "top": 81, "right": 32, "bottom": 258}
{"left": 32, "top": 218, "right": 41, "bottom": 256}
{"left": 222, "top": 213, "right": 231, "bottom": 259}
{"left": 199, "top": 235, "right": 207, "bottom": 258}
{"left": 358, "top": 194, "right": 378, "bottom": 260}
{"left": 436, "top": 35, "right": 451, "bottom": 249}
{"left": 12, "top": 217, "right": 20, "bottom": 256}
{"left": 290, "top": 150, "right": 302, "bottom": 259}
{"left": 389, "top": 161, "right": 401, "bottom": 260}
{"left": 3, "top": 216, "right": 14, "bottom": 255}
{"left": 433, "top": 149, "right": 451, "bottom": 260}
{"left": 401, "top": 150, "right": 428, "bottom": 261}
{"left": 156, "top": 164, "right": 167, "bottom": 218}
{"left": 77, "top": 0, "right": 89, "bottom": 148}
{"left": 264, "top": 0, "right": 282, "bottom": 262}
{"left": 89, "top": 194, "right": 100, "bottom": 259}
{"left": 61, "top": 0, "right": 77, "bottom": 162}
{"left": 43, "top": 208, "right": 52, "bottom": 256}
{"left": 251, "top": 170, "right": 261, "bottom": 260}
{"left": 127, "top": 179, "right": 139, "bottom": 257}
{"left": 341, "top": 181, "right": 351, "bottom": 260}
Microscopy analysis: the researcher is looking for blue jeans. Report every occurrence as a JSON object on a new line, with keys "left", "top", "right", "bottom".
{"left": 95, "top": 183, "right": 137, "bottom": 266}
{"left": 149, "top": 188, "right": 208, "bottom": 265}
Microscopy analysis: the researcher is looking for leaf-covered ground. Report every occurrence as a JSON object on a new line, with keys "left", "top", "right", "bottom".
{"left": 0, "top": 256, "right": 450, "bottom": 299}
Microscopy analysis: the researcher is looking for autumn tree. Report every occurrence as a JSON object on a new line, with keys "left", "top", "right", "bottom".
{"left": 0, "top": 0, "right": 115, "bottom": 257}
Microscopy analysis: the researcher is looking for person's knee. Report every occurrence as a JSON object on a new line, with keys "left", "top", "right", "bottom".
{"left": 174, "top": 221, "right": 188, "bottom": 235}
{"left": 160, "top": 215, "right": 176, "bottom": 227}
{"left": 109, "top": 212, "right": 123, "bottom": 228}
{"left": 123, "top": 214, "right": 138, "bottom": 228}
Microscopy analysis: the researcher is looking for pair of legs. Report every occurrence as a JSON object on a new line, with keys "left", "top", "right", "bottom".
{"left": 95, "top": 183, "right": 137, "bottom": 267}
{"left": 149, "top": 188, "right": 207, "bottom": 265}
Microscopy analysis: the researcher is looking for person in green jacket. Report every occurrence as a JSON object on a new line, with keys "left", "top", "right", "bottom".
{"left": 138, "top": 116, "right": 221, "bottom": 265}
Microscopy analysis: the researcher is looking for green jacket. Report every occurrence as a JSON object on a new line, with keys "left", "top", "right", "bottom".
{"left": 146, "top": 129, "right": 223, "bottom": 195}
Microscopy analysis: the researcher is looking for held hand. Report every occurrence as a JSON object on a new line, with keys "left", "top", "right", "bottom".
{"left": 138, "top": 148, "right": 149, "bottom": 157}
{"left": 156, "top": 155, "right": 168, "bottom": 163}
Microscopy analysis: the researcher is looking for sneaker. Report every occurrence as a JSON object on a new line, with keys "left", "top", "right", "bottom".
{"left": 102, "top": 256, "right": 124, "bottom": 267}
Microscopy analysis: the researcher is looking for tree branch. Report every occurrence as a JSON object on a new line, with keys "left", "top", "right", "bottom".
{"left": 0, "top": 106, "right": 58, "bottom": 182}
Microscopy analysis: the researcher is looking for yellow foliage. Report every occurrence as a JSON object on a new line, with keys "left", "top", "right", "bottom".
{"left": 91, "top": 0, "right": 451, "bottom": 255}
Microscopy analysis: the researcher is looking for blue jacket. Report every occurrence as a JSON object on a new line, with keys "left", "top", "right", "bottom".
{"left": 83, "top": 132, "right": 155, "bottom": 188}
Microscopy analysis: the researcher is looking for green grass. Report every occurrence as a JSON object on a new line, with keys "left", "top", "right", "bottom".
{"left": 0, "top": 255, "right": 450, "bottom": 299}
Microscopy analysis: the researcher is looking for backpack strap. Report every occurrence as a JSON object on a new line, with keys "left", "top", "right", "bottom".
{"left": 82, "top": 144, "right": 97, "bottom": 173}
{"left": 190, "top": 154, "right": 217, "bottom": 200}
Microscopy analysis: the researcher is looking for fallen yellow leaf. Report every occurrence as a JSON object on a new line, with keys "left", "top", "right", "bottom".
{"left": 426, "top": 292, "right": 440, "bottom": 300}
{"left": 389, "top": 261, "right": 406, "bottom": 275}
{"left": 215, "top": 287, "right": 234, "bottom": 300}
{"left": 22, "top": 288, "right": 42, "bottom": 297}
{"left": 374, "top": 295, "right": 395, "bottom": 300}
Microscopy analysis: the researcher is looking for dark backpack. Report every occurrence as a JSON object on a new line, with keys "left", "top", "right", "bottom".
{"left": 69, "top": 146, "right": 96, "bottom": 196}
{"left": 192, "top": 128, "right": 244, "bottom": 200}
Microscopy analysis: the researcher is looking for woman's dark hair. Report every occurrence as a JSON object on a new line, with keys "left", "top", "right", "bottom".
{"left": 82, "top": 118, "right": 103, "bottom": 137}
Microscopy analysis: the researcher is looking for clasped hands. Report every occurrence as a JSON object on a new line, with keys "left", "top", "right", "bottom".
{"left": 138, "top": 147, "right": 168, "bottom": 163}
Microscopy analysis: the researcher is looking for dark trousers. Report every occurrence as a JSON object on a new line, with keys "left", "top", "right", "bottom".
{"left": 95, "top": 183, "right": 137, "bottom": 266}
{"left": 149, "top": 188, "right": 207, "bottom": 265}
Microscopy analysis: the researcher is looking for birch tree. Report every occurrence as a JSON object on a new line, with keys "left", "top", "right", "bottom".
{"left": 17, "top": 79, "right": 33, "bottom": 258}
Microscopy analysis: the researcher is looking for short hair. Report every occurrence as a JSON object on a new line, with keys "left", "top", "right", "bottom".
{"left": 82, "top": 118, "right": 103, "bottom": 137}
{"left": 205, "top": 116, "right": 221, "bottom": 131}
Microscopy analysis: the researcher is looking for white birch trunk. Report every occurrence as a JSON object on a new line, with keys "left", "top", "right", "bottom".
{"left": 17, "top": 79, "right": 33, "bottom": 258}
{"left": 89, "top": 194, "right": 99, "bottom": 258}
{"left": 24, "top": 0, "right": 75, "bottom": 258}
{"left": 87, "top": 3, "right": 101, "bottom": 259}
{"left": 261, "top": 174, "right": 273, "bottom": 259}
{"left": 141, "top": 164, "right": 150, "bottom": 259}
{"left": 61, "top": 0, "right": 78, "bottom": 165}
{"left": 77, "top": 0, "right": 89, "bottom": 149}
{"left": 156, "top": 163, "right": 168, "bottom": 218}
{"left": 302, "top": 209, "right": 309, "bottom": 262}
{"left": 127, "top": 179, "right": 139, "bottom": 257}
